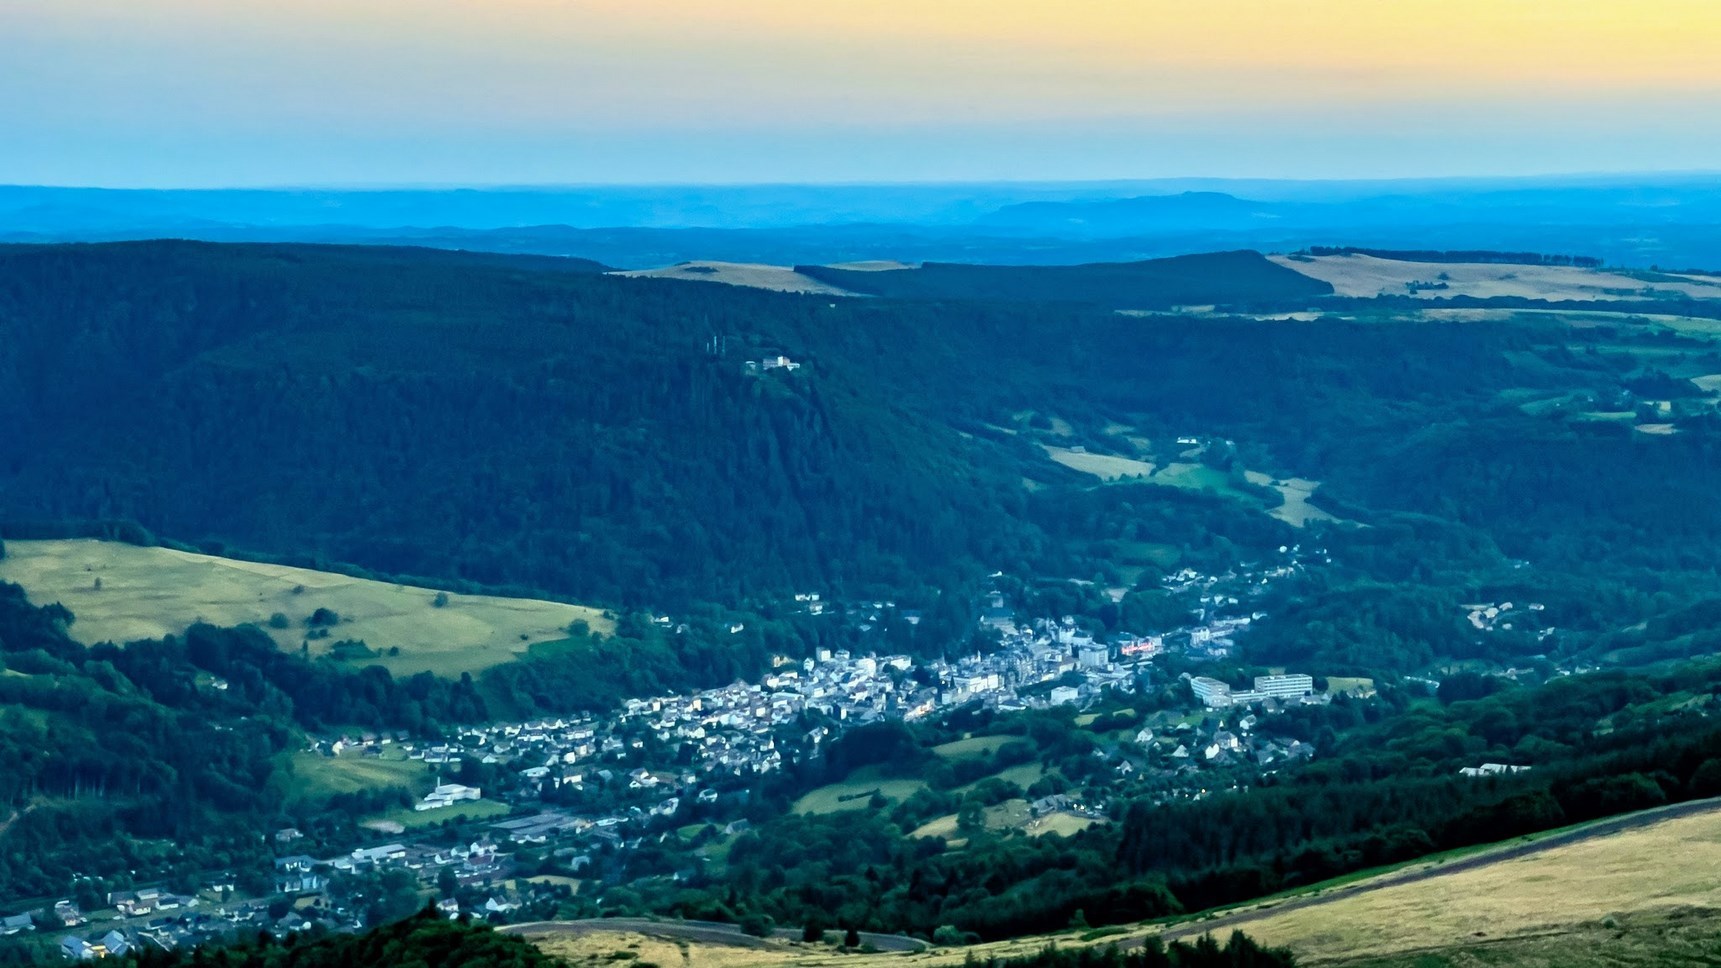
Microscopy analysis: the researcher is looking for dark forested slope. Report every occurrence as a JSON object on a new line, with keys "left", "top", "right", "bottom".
{"left": 0, "top": 241, "right": 1037, "bottom": 605}
{"left": 3, "top": 240, "right": 1720, "bottom": 612}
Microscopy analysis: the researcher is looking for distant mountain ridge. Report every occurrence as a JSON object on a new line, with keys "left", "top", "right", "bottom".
{"left": 5, "top": 176, "right": 1721, "bottom": 267}
{"left": 977, "top": 191, "right": 1276, "bottom": 234}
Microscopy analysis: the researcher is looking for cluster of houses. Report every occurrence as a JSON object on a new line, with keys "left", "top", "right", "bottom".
{"left": 1463, "top": 600, "right": 1555, "bottom": 642}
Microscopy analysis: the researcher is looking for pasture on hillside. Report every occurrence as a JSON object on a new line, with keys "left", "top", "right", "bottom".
{"left": 1199, "top": 805, "right": 1721, "bottom": 964}
{"left": 285, "top": 748, "right": 435, "bottom": 802}
{"left": 793, "top": 766, "right": 929, "bottom": 815}
{"left": 0, "top": 539, "right": 612, "bottom": 677}
{"left": 1271, "top": 253, "right": 1721, "bottom": 302}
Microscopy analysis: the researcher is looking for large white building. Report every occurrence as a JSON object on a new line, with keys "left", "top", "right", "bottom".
{"left": 1190, "top": 676, "right": 1232, "bottom": 707}
{"left": 1253, "top": 674, "right": 1314, "bottom": 700}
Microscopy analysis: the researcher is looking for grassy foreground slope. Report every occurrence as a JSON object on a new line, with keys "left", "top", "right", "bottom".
{"left": 0, "top": 538, "right": 610, "bottom": 676}
{"left": 506, "top": 801, "right": 1721, "bottom": 968}
{"left": 1157, "top": 799, "right": 1721, "bottom": 966}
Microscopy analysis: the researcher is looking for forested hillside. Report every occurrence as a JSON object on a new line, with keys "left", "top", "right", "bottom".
{"left": 0, "top": 241, "right": 1036, "bottom": 605}
{"left": 3, "top": 239, "right": 1720, "bottom": 617}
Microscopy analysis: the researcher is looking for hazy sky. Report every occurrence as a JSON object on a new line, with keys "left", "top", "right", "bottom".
{"left": 4, "top": 0, "right": 1721, "bottom": 187}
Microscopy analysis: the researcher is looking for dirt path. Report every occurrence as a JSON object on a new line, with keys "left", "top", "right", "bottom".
{"left": 1150, "top": 795, "right": 1721, "bottom": 946}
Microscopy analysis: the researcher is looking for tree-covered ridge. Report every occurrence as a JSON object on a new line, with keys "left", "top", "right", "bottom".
{"left": 4, "top": 240, "right": 1721, "bottom": 613}
{"left": 0, "top": 240, "right": 1037, "bottom": 606}
{"left": 130, "top": 909, "right": 560, "bottom": 968}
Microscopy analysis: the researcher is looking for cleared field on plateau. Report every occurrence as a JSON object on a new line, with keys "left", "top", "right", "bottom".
{"left": 1271, "top": 253, "right": 1721, "bottom": 302}
{"left": 0, "top": 539, "right": 612, "bottom": 677}
{"left": 616, "top": 260, "right": 859, "bottom": 295}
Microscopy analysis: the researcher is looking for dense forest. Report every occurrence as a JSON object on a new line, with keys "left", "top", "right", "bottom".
{"left": 4, "top": 240, "right": 1720, "bottom": 618}
{"left": 128, "top": 909, "right": 558, "bottom": 968}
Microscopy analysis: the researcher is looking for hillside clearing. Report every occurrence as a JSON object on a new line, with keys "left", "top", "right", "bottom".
{"left": 793, "top": 769, "right": 928, "bottom": 815}
{"left": 0, "top": 539, "right": 611, "bottom": 677}
{"left": 1043, "top": 445, "right": 1157, "bottom": 480}
{"left": 1244, "top": 472, "right": 1338, "bottom": 527}
{"left": 285, "top": 749, "right": 434, "bottom": 802}
{"left": 931, "top": 735, "right": 1014, "bottom": 760}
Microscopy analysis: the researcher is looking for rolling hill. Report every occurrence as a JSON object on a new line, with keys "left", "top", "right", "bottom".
{"left": 0, "top": 538, "right": 610, "bottom": 677}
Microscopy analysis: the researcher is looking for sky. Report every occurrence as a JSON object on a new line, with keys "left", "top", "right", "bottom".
{"left": 4, "top": 0, "right": 1721, "bottom": 187}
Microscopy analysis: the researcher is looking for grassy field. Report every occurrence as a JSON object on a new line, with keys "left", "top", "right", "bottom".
{"left": 1043, "top": 446, "right": 1157, "bottom": 481}
{"left": 792, "top": 767, "right": 928, "bottom": 815}
{"left": 527, "top": 926, "right": 816, "bottom": 968}
{"left": 953, "top": 762, "right": 1044, "bottom": 795}
{"left": 1202, "top": 806, "right": 1721, "bottom": 964}
{"left": 615, "top": 261, "right": 858, "bottom": 296}
{"left": 1245, "top": 472, "right": 1338, "bottom": 527}
{"left": 1027, "top": 812, "right": 1103, "bottom": 838}
{"left": 285, "top": 749, "right": 435, "bottom": 802}
{"left": 911, "top": 799, "right": 1036, "bottom": 840}
{"left": 1271, "top": 253, "right": 1721, "bottom": 302}
{"left": 0, "top": 539, "right": 611, "bottom": 677}
{"left": 931, "top": 735, "right": 1013, "bottom": 760}
{"left": 1342, "top": 910, "right": 1721, "bottom": 967}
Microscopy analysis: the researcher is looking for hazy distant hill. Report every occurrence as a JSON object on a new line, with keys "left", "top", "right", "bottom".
{"left": 976, "top": 191, "right": 1278, "bottom": 235}
{"left": 6, "top": 176, "right": 1721, "bottom": 267}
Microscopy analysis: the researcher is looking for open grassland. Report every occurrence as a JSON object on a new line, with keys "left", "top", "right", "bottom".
{"left": 1185, "top": 803, "right": 1721, "bottom": 965}
{"left": 1045, "top": 447, "right": 1313, "bottom": 522}
{"left": 1027, "top": 812, "right": 1103, "bottom": 838}
{"left": 285, "top": 749, "right": 434, "bottom": 802}
{"left": 615, "top": 261, "right": 859, "bottom": 295}
{"left": 0, "top": 539, "right": 611, "bottom": 677}
{"left": 1244, "top": 472, "right": 1338, "bottom": 527}
{"left": 931, "top": 735, "right": 1014, "bottom": 760}
{"left": 1042, "top": 446, "right": 1157, "bottom": 481}
{"left": 793, "top": 768, "right": 929, "bottom": 815}
{"left": 1271, "top": 253, "right": 1721, "bottom": 302}
{"left": 911, "top": 799, "right": 1035, "bottom": 841}
{"left": 528, "top": 926, "right": 812, "bottom": 968}
{"left": 954, "top": 762, "right": 1045, "bottom": 795}
{"left": 1338, "top": 910, "right": 1721, "bottom": 967}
